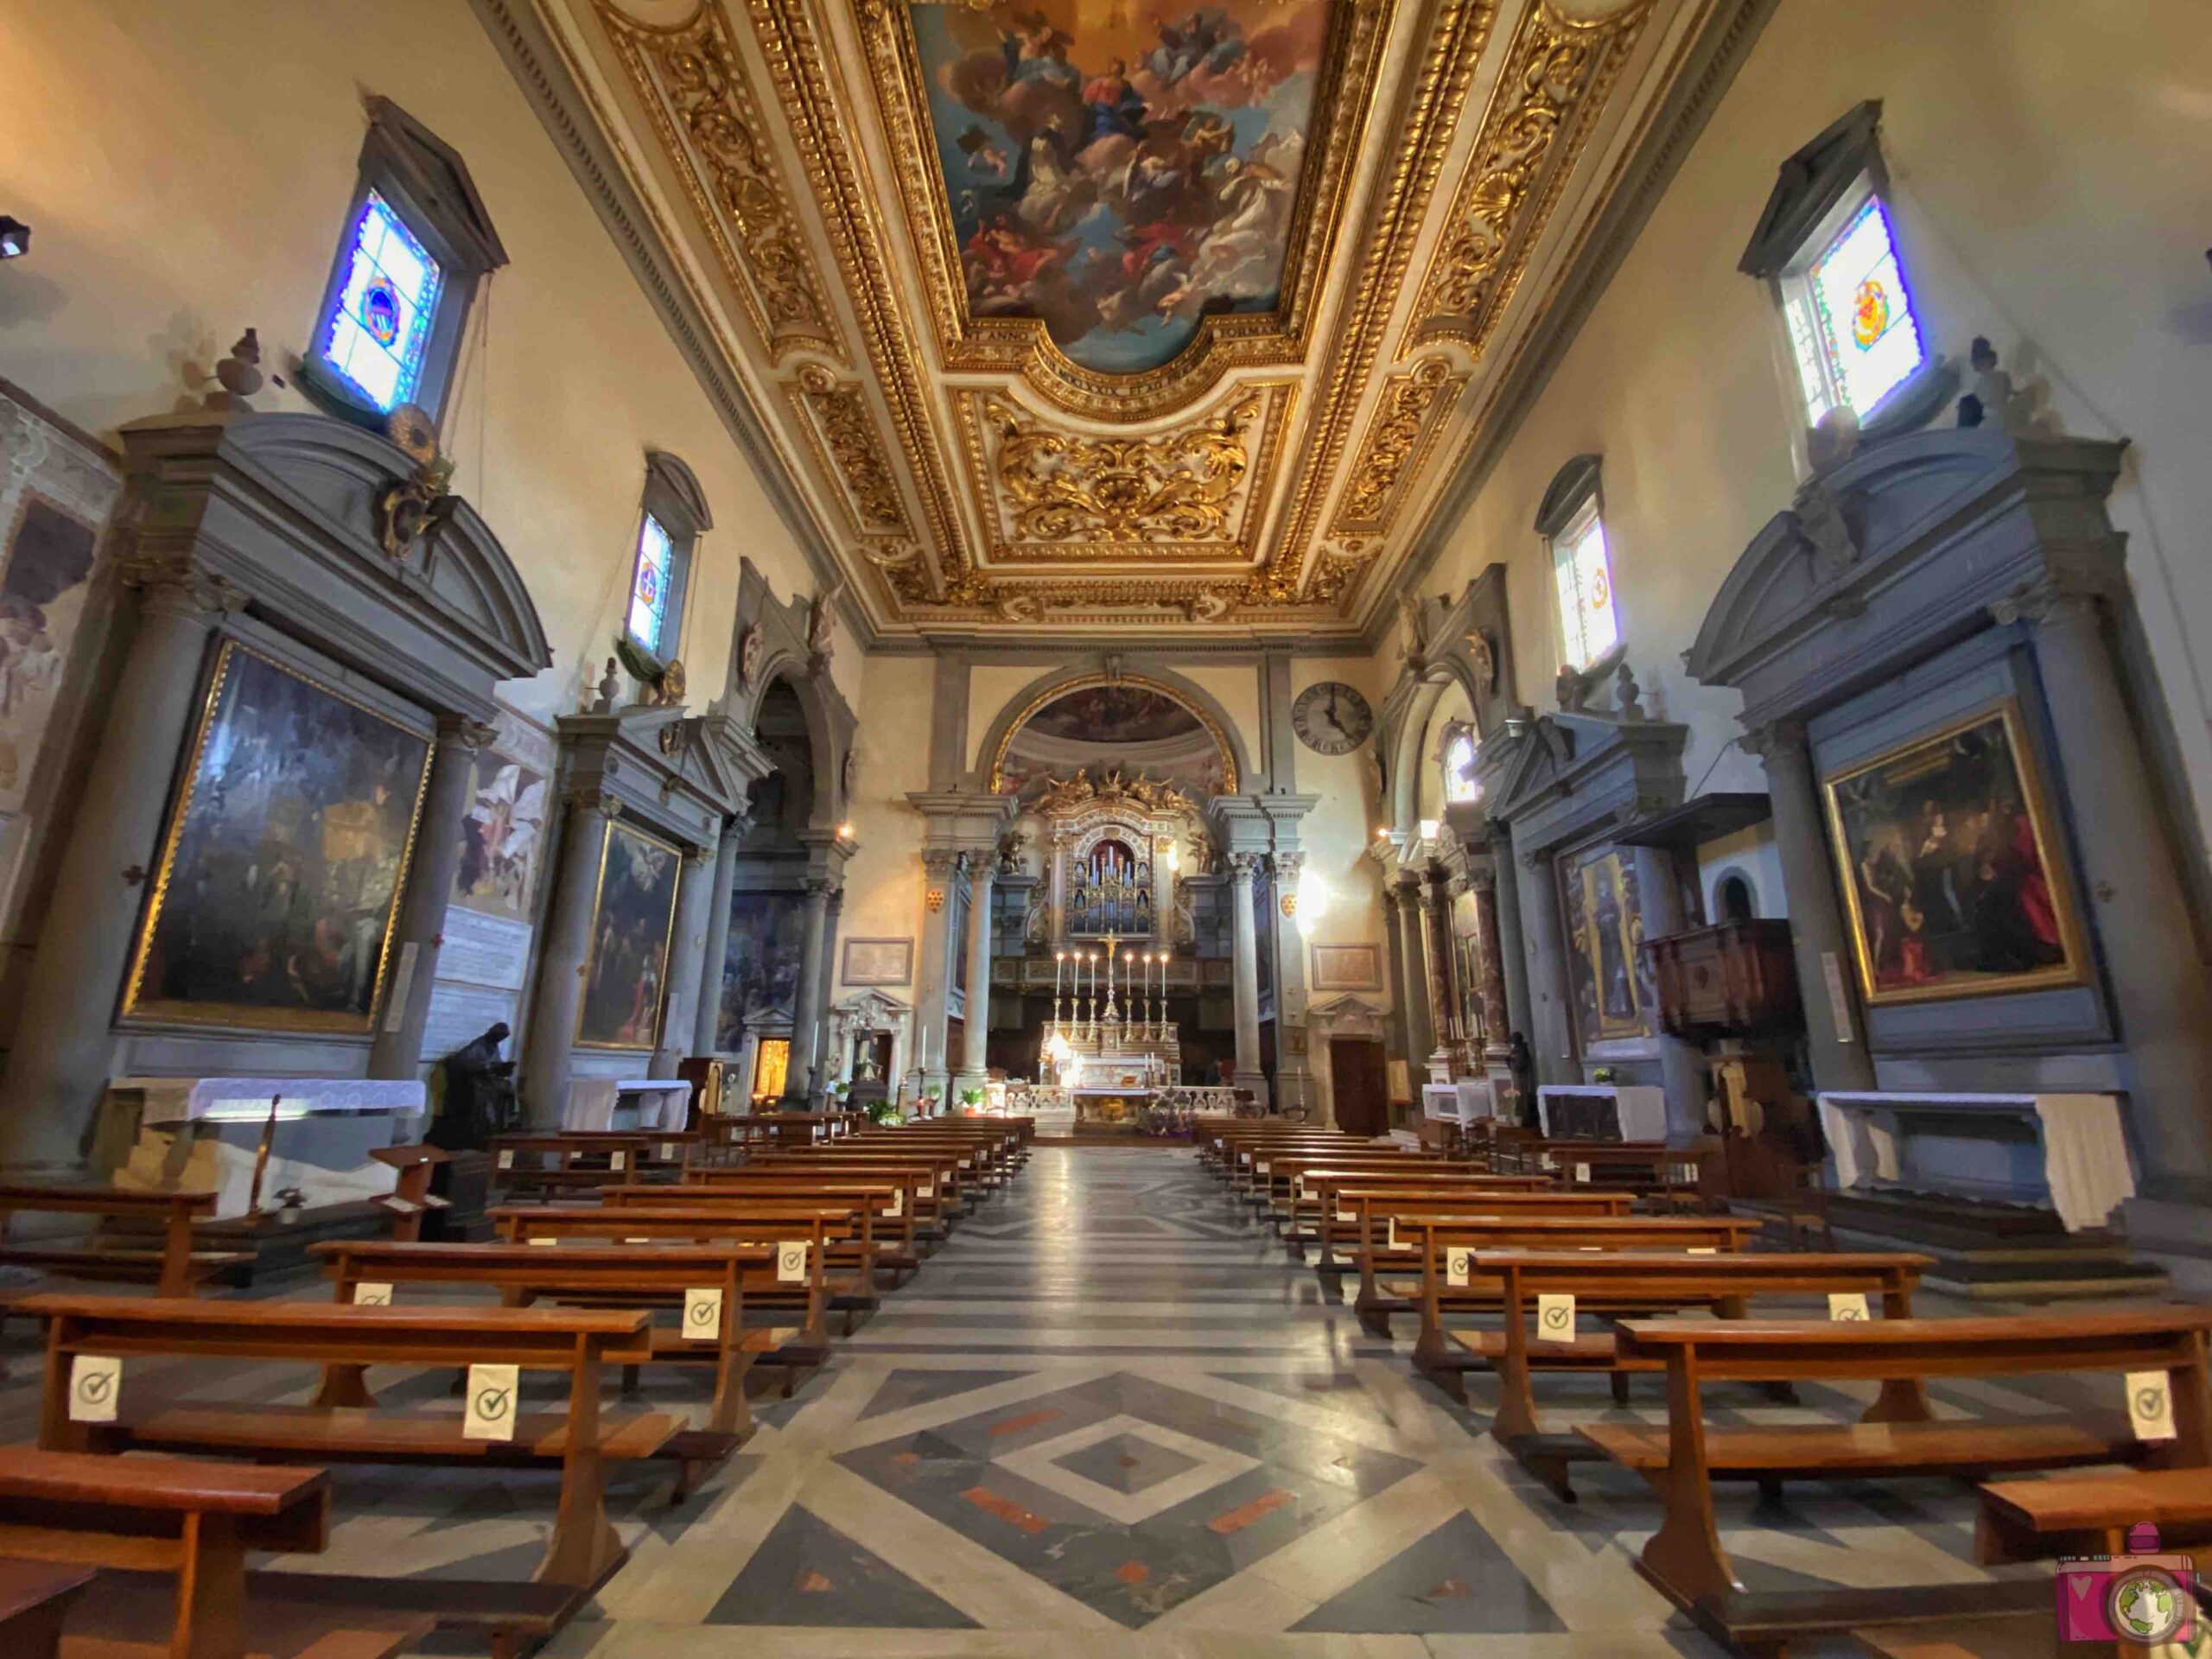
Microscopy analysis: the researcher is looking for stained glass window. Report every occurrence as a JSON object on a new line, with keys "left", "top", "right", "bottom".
{"left": 1785, "top": 192, "right": 1923, "bottom": 423}
{"left": 320, "top": 190, "right": 442, "bottom": 411}
{"left": 1443, "top": 728, "right": 1480, "bottom": 804}
{"left": 1551, "top": 499, "right": 1618, "bottom": 672}
{"left": 627, "top": 512, "right": 675, "bottom": 656}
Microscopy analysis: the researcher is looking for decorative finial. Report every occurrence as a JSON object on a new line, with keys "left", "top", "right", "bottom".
{"left": 594, "top": 656, "right": 622, "bottom": 714}
{"left": 1614, "top": 659, "right": 1644, "bottom": 721}
{"left": 207, "top": 328, "right": 264, "bottom": 410}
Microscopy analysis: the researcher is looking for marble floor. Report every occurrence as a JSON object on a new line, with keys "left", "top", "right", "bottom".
{"left": 0, "top": 1145, "right": 2094, "bottom": 1656}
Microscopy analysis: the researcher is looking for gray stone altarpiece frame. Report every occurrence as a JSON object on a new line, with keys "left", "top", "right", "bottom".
{"left": 1686, "top": 417, "right": 2212, "bottom": 1261}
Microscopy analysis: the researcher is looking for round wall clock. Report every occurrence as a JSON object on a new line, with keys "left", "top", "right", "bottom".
{"left": 1293, "top": 682, "right": 1373, "bottom": 755}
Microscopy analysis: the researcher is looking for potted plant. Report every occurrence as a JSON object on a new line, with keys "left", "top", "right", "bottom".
{"left": 923, "top": 1082, "right": 943, "bottom": 1118}
{"left": 958, "top": 1087, "right": 985, "bottom": 1116}
{"left": 865, "top": 1097, "right": 901, "bottom": 1125}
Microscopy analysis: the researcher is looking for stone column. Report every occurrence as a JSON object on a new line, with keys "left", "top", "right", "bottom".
{"left": 1390, "top": 879, "right": 1434, "bottom": 1065}
{"left": 1488, "top": 826, "right": 1535, "bottom": 1050}
{"left": 521, "top": 792, "right": 618, "bottom": 1128}
{"left": 368, "top": 717, "right": 495, "bottom": 1080}
{"left": 1270, "top": 851, "right": 1317, "bottom": 1120}
{"left": 1632, "top": 842, "right": 1707, "bottom": 1145}
{"left": 1514, "top": 848, "right": 1575, "bottom": 1090}
{"left": 0, "top": 569, "right": 226, "bottom": 1172}
{"left": 2002, "top": 577, "right": 2212, "bottom": 1208}
{"left": 652, "top": 836, "right": 720, "bottom": 1078}
{"left": 1421, "top": 874, "right": 1462, "bottom": 1075}
{"left": 781, "top": 876, "right": 834, "bottom": 1107}
{"left": 1468, "top": 860, "right": 1512, "bottom": 1065}
{"left": 690, "top": 823, "right": 741, "bottom": 1056}
{"left": 808, "top": 887, "right": 843, "bottom": 1105}
{"left": 1745, "top": 721, "right": 1876, "bottom": 1091}
{"left": 1227, "top": 854, "right": 1268, "bottom": 1106}
{"left": 955, "top": 860, "right": 994, "bottom": 1096}
{"left": 911, "top": 850, "right": 962, "bottom": 1103}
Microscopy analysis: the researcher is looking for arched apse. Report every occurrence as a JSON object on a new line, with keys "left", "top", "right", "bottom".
{"left": 972, "top": 666, "right": 1254, "bottom": 802}
{"left": 1386, "top": 665, "right": 1484, "bottom": 833}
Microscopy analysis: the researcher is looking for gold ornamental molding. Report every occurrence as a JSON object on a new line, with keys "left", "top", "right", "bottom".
{"left": 958, "top": 383, "right": 1296, "bottom": 568}
{"left": 1249, "top": 0, "right": 1503, "bottom": 605}
{"left": 1332, "top": 357, "right": 1466, "bottom": 536}
{"left": 855, "top": 0, "right": 1399, "bottom": 423}
{"left": 594, "top": 0, "right": 843, "bottom": 364}
{"left": 1405, "top": 0, "right": 1655, "bottom": 355}
{"left": 786, "top": 364, "right": 912, "bottom": 535}
{"left": 988, "top": 671, "right": 1239, "bottom": 795}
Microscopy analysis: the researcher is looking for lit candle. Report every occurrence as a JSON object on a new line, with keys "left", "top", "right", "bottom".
{"left": 1055, "top": 950, "right": 1065, "bottom": 996}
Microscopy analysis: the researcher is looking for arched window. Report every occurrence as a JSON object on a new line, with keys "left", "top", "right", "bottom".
{"left": 1535, "top": 456, "right": 1618, "bottom": 673}
{"left": 1441, "top": 723, "right": 1479, "bottom": 804}
{"left": 1716, "top": 872, "right": 1758, "bottom": 925}
{"left": 626, "top": 452, "right": 712, "bottom": 665}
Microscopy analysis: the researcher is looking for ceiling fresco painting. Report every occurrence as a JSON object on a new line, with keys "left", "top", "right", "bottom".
{"left": 572, "top": 0, "right": 1710, "bottom": 640}
{"left": 992, "top": 678, "right": 1234, "bottom": 798}
{"left": 914, "top": 0, "right": 1331, "bottom": 374}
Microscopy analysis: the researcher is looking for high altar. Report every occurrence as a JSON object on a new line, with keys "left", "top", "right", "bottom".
{"left": 1033, "top": 770, "right": 1190, "bottom": 1128}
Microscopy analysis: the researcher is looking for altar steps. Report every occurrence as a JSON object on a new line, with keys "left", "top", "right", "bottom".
{"left": 1742, "top": 1191, "right": 2169, "bottom": 1300}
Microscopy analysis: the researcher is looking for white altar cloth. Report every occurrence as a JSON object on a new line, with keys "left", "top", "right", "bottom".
{"left": 565, "top": 1077, "right": 692, "bottom": 1132}
{"left": 111, "top": 1077, "right": 425, "bottom": 1126}
{"left": 1816, "top": 1090, "right": 2137, "bottom": 1234}
{"left": 1536, "top": 1084, "right": 1666, "bottom": 1141}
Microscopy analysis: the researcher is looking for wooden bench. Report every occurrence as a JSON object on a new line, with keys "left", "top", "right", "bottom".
{"left": 0, "top": 1559, "right": 92, "bottom": 1659}
{"left": 0, "top": 1186, "right": 247, "bottom": 1298}
{"left": 24, "top": 1293, "right": 666, "bottom": 1591}
{"left": 1375, "top": 1212, "right": 1762, "bottom": 1348}
{"left": 311, "top": 1238, "right": 795, "bottom": 1445}
{"left": 1580, "top": 1306, "right": 2212, "bottom": 1655}
{"left": 1306, "top": 1179, "right": 1622, "bottom": 1271}
{"left": 1977, "top": 1465, "right": 2212, "bottom": 1563}
{"left": 625, "top": 1176, "right": 925, "bottom": 1278}
{"left": 0, "top": 1446, "right": 423, "bottom": 1659}
{"left": 1464, "top": 1249, "right": 1931, "bottom": 1497}
{"left": 486, "top": 1133, "right": 681, "bottom": 1201}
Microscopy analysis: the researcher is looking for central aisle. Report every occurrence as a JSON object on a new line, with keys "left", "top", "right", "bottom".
{"left": 556, "top": 1143, "right": 1709, "bottom": 1656}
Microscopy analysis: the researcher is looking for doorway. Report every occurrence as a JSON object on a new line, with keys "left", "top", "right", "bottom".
{"left": 1329, "top": 1038, "right": 1389, "bottom": 1136}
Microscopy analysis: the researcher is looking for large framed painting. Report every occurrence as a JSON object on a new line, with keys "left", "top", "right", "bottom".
{"left": 576, "top": 820, "right": 682, "bottom": 1049}
{"left": 718, "top": 888, "right": 807, "bottom": 1051}
{"left": 1822, "top": 698, "right": 2088, "bottom": 1006}
{"left": 124, "top": 640, "right": 431, "bottom": 1031}
{"left": 451, "top": 709, "right": 551, "bottom": 925}
{"left": 1559, "top": 842, "right": 1654, "bottom": 1046}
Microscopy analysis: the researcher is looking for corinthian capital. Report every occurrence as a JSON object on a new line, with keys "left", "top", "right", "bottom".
{"left": 1227, "top": 852, "right": 1265, "bottom": 880}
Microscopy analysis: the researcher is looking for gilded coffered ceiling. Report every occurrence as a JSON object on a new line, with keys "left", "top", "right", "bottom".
{"left": 538, "top": 0, "right": 1741, "bottom": 640}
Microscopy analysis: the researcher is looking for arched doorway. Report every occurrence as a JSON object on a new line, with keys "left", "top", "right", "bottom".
{"left": 719, "top": 678, "right": 823, "bottom": 1105}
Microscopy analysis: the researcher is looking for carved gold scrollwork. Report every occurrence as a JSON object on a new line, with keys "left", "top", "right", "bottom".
{"left": 1333, "top": 359, "right": 1466, "bottom": 534}
{"left": 595, "top": 0, "right": 839, "bottom": 361}
{"left": 989, "top": 392, "right": 1259, "bottom": 547}
{"left": 792, "top": 365, "right": 910, "bottom": 534}
{"left": 1408, "top": 0, "right": 1652, "bottom": 353}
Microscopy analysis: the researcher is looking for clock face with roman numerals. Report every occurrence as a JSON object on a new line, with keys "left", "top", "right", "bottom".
{"left": 1292, "top": 682, "right": 1373, "bottom": 755}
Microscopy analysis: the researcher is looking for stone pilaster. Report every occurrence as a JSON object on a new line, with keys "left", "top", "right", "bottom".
{"left": 1269, "top": 849, "right": 1316, "bottom": 1118}
{"left": 1227, "top": 853, "right": 1268, "bottom": 1106}
{"left": 1389, "top": 878, "right": 1433, "bottom": 1066}
{"left": 1513, "top": 848, "right": 1575, "bottom": 1088}
{"left": 955, "top": 860, "right": 995, "bottom": 1097}
{"left": 1488, "top": 824, "right": 1535, "bottom": 1050}
{"left": 690, "top": 823, "right": 741, "bottom": 1057}
{"left": 1743, "top": 720, "right": 1875, "bottom": 1091}
{"left": 1467, "top": 859, "right": 1512, "bottom": 1065}
{"left": 368, "top": 716, "right": 498, "bottom": 1080}
{"left": 912, "top": 849, "right": 963, "bottom": 1101}
{"left": 781, "top": 876, "right": 834, "bottom": 1106}
{"left": 807, "top": 886, "right": 843, "bottom": 1104}
{"left": 652, "top": 837, "right": 721, "bottom": 1078}
{"left": 1421, "top": 872, "right": 1463, "bottom": 1076}
{"left": 0, "top": 566, "right": 230, "bottom": 1171}
{"left": 521, "top": 791, "right": 620, "bottom": 1128}
{"left": 1630, "top": 842, "right": 1707, "bottom": 1144}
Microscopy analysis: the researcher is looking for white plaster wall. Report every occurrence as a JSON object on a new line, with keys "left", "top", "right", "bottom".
{"left": 966, "top": 664, "right": 1045, "bottom": 778}
{"left": 1289, "top": 657, "right": 1393, "bottom": 996}
{"left": 1175, "top": 663, "right": 1262, "bottom": 784}
{"left": 837, "top": 654, "right": 933, "bottom": 991}
{"left": 0, "top": 0, "right": 857, "bottom": 726}
{"left": 1422, "top": 0, "right": 2212, "bottom": 889}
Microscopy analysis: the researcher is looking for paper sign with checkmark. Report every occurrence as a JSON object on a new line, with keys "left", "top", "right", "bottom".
{"left": 353, "top": 1282, "right": 393, "bottom": 1306}
{"left": 2127, "top": 1370, "right": 2177, "bottom": 1440}
{"left": 683, "top": 1288, "right": 724, "bottom": 1342}
{"left": 69, "top": 1356, "right": 121, "bottom": 1423}
{"left": 778, "top": 1242, "right": 807, "bottom": 1283}
{"left": 1536, "top": 1294, "right": 1577, "bottom": 1344}
{"left": 464, "top": 1363, "right": 520, "bottom": 1441}
{"left": 1827, "top": 1292, "right": 1870, "bottom": 1322}
{"left": 1447, "top": 1248, "right": 1471, "bottom": 1287}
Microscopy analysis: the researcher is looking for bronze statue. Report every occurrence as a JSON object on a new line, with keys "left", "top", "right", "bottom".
{"left": 430, "top": 1020, "right": 519, "bottom": 1151}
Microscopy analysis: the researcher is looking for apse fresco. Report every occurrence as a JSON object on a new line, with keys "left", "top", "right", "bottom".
{"left": 997, "top": 682, "right": 1228, "bottom": 799}
{"left": 913, "top": 0, "right": 1331, "bottom": 372}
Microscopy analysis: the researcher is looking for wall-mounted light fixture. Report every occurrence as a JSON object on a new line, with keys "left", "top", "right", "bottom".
{"left": 0, "top": 218, "right": 29, "bottom": 259}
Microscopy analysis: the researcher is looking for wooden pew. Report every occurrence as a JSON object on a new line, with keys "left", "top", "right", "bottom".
{"left": 310, "top": 1238, "right": 795, "bottom": 1446}
{"left": 25, "top": 1294, "right": 665, "bottom": 1591}
{"left": 1976, "top": 1465, "right": 2212, "bottom": 1565}
{"left": 750, "top": 1149, "right": 978, "bottom": 1219}
{"left": 626, "top": 1174, "right": 925, "bottom": 1279}
{"left": 0, "top": 1446, "right": 431, "bottom": 1659}
{"left": 1389, "top": 1213, "right": 1763, "bottom": 1359}
{"left": 486, "top": 1133, "right": 685, "bottom": 1201}
{"left": 1327, "top": 1185, "right": 1635, "bottom": 1282}
{"left": 491, "top": 1202, "right": 855, "bottom": 1353}
{"left": 1580, "top": 1306, "right": 2212, "bottom": 1656}
{"left": 1465, "top": 1249, "right": 1931, "bottom": 1497}
{"left": 0, "top": 1186, "right": 246, "bottom": 1298}
{"left": 0, "top": 1560, "right": 91, "bottom": 1659}
{"left": 1294, "top": 1172, "right": 1568, "bottom": 1268}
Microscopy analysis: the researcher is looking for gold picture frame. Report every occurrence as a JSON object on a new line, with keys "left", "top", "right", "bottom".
{"left": 575, "top": 817, "right": 684, "bottom": 1050}
{"left": 123, "top": 639, "right": 430, "bottom": 1033}
{"left": 1821, "top": 697, "right": 2089, "bottom": 1007}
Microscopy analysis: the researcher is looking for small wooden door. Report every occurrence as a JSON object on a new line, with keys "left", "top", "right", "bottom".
{"left": 1329, "top": 1039, "right": 1389, "bottom": 1135}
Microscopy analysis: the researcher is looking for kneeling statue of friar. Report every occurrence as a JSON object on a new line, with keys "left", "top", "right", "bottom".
{"left": 429, "top": 1020, "right": 520, "bottom": 1151}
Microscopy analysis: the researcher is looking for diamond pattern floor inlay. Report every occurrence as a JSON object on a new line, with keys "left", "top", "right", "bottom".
{"left": 0, "top": 1141, "right": 2107, "bottom": 1656}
